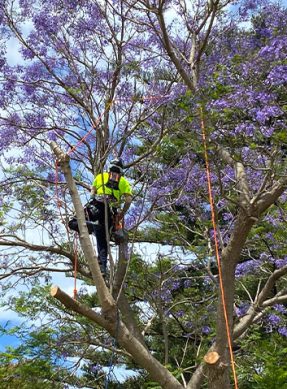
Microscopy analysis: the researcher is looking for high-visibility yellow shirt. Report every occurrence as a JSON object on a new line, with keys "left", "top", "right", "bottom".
{"left": 92, "top": 172, "right": 132, "bottom": 202}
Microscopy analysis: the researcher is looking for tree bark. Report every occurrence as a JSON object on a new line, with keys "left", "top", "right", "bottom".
{"left": 51, "top": 286, "right": 184, "bottom": 389}
{"left": 50, "top": 143, "right": 184, "bottom": 388}
{"left": 50, "top": 141, "right": 116, "bottom": 319}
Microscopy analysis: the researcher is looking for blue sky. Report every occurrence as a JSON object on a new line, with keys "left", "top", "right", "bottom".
{"left": 1, "top": 0, "right": 287, "bottom": 385}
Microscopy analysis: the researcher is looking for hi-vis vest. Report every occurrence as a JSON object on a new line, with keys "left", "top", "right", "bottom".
{"left": 92, "top": 172, "right": 132, "bottom": 202}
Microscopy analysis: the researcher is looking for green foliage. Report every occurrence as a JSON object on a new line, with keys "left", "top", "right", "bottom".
{"left": 0, "top": 332, "right": 66, "bottom": 389}
{"left": 237, "top": 333, "right": 287, "bottom": 389}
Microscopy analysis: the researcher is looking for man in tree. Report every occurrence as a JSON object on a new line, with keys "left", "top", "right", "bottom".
{"left": 89, "top": 158, "right": 133, "bottom": 276}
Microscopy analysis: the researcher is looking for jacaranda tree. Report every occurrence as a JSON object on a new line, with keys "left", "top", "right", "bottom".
{"left": 0, "top": 1, "right": 287, "bottom": 388}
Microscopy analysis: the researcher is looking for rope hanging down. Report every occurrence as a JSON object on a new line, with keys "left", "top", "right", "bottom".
{"left": 200, "top": 106, "right": 239, "bottom": 389}
{"left": 53, "top": 93, "right": 168, "bottom": 298}
{"left": 53, "top": 100, "right": 115, "bottom": 299}
{"left": 73, "top": 234, "right": 78, "bottom": 299}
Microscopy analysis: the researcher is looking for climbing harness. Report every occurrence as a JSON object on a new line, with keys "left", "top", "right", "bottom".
{"left": 53, "top": 92, "right": 170, "bottom": 298}
{"left": 106, "top": 171, "right": 121, "bottom": 190}
{"left": 112, "top": 214, "right": 128, "bottom": 245}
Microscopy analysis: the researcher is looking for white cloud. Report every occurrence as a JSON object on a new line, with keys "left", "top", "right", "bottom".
{"left": 6, "top": 37, "right": 23, "bottom": 66}
{"left": 6, "top": 19, "right": 33, "bottom": 66}
{"left": 0, "top": 306, "right": 24, "bottom": 323}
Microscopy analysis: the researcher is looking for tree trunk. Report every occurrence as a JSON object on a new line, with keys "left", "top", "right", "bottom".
{"left": 206, "top": 211, "right": 255, "bottom": 388}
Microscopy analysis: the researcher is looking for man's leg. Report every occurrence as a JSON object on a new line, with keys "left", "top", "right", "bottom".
{"left": 92, "top": 201, "right": 113, "bottom": 277}
{"left": 94, "top": 226, "right": 108, "bottom": 276}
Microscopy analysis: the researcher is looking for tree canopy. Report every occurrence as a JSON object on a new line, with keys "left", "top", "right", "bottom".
{"left": 0, "top": 1, "right": 287, "bottom": 388}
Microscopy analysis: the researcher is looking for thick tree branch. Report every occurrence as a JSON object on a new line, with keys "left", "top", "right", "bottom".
{"left": 51, "top": 285, "right": 112, "bottom": 329}
{"left": 50, "top": 141, "right": 116, "bottom": 316}
{"left": 253, "top": 178, "right": 287, "bottom": 215}
{"left": 217, "top": 146, "right": 251, "bottom": 205}
{"left": 156, "top": 8, "right": 195, "bottom": 91}
{"left": 234, "top": 265, "right": 287, "bottom": 338}
{"left": 51, "top": 285, "right": 184, "bottom": 389}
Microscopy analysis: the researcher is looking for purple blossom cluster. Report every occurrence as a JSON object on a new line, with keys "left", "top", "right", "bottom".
{"left": 164, "top": 278, "right": 181, "bottom": 291}
{"left": 274, "top": 304, "right": 287, "bottom": 314}
{"left": 235, "top": 260, "right": 263, "bottom": 278}
{"left": 235, "top": 253, "right": 287, "bottom": 278}
{"left": 235, "top": 302, "right": 250, "bottom": 318}
{"left": 275, "top": 258, "right": 287, "bottom": 269}
{"left": 174, "top": 310, "right": 185, "bottom": 318}
{"left": 204, "top": 5, "right": 287, "bottom": 187}
{"left": 266, "top": 313, "right": 281, "bottom": 326}
{"left": 266, "top": 65, "right": 287, "bottom": 86}
{"left": 201, "top": 326, "right": 211, "bottom": 335}
{"left": 262, "top": 304, "right": 287, "bottom": 337}
{"left": 151, "top": 288, "right": 173, "bottom": 304}
{"left": 278, "top": 327, "right": 287, "bottom": 337}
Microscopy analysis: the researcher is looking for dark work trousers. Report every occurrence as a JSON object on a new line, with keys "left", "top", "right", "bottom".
{"left": 68, "top": 200, "right": 113, "bottom": 273}
{"left": 91, "top": 201, "right": 113, "bottom": 272}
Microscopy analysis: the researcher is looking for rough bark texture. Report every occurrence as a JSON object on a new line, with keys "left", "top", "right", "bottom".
{"left": 50, "top": 139, "right": 287, "bottom": 388}
{"left": 50, "top": 142, "right": 184, "bottom": 389}
{"left": 51, "top": 286, "right": 184, "bottom": 389}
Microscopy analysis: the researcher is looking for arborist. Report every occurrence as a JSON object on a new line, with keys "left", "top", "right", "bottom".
{"left": 89, "top": 158, "right": 132, "bottom": 276}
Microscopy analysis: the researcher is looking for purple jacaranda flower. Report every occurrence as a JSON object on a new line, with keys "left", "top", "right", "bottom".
{"left": 234, "top": 123, "right": 256, "bottom": 137}
{"left": 235, "top": 303, "right": 250, "bottom": 318}
{"left": 183, "top": 279, "right": 192, "bottom": 288}
{"left": 202, "top": 326, "right": 211, "bottom": 334}
{"left": 222, "top": 212, "right": 233, "bottom": 221}
{"left": 174, "top": 310, "right": 185, "bottom": 318}
{"left": 275, "top": 257, "right": 287, "bottom": 269}
{"left": 278, "top": 327, "right": 287, "bottom": 337}
{"left": 259, "top": 252, "right": 271, "bottom": 262}
{"left": 235, "top": 260, "right": 262, "bottom": 278}
{"left": 259, "top": 37, "right": 287, "bottom": 61}
{"left": 274, "top": 304, "right": 287, "bottom": 314}
{"left": 91, "top": 363, "right": 101, "bottom": 373}
{"left": 151, "top": 288, "right": 172, "bottom": 304}
{"left": 266, "top": 313, "right": 281, "bottom": 327}
{"left": 266, "top": 65, "right": 287, "bottom": 86}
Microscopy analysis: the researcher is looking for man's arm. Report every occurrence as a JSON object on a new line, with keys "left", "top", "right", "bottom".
{"left": 90, "top": 185, "right": 97, "bottom": 199}
{"left": 119, "top": 194, "right": 132, "bottom": 219}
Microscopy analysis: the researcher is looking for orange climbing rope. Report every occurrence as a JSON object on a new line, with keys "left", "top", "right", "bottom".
{"left": 53, "top": 101, "right": 115, "bottom": 299}
{"left": 199, "top": 106, "right": 239, "bottom": 389}
{"left": 67, "top": 100, "right": 114, "bottom": 156}
{"left": 53, "top": 93, "right": 170, "bottom": 298}
{"left": 73, "top": 234, "right": 78, "bottom": 299}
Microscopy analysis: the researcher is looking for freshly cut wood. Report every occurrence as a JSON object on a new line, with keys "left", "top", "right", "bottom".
{"left": 204, "top": 351, "right": 220, "bottom": 365}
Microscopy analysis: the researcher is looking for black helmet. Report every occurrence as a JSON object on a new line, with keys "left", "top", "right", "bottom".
{"left": 109, "top": 158, "right": 124, "bottom": 174}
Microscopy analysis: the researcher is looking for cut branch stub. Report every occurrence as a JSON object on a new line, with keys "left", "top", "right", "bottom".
{"left": 50, "top": 285, "right": 59, "bottom": 298}
{"left": 50, "top": 141, "right": 70, "bottom": 165}
{"left": 50, "top": 285, "right": 113, "bottom": 329}
{"left": 204, "top": 351, "right": 220, "bottom": 365}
